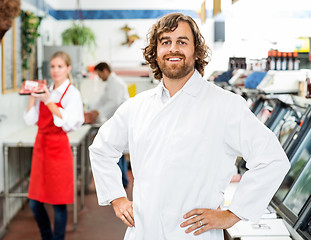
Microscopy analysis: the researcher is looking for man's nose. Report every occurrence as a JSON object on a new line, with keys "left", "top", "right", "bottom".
{"left": 169, "top": 42, "right": 179, "bottom": 53}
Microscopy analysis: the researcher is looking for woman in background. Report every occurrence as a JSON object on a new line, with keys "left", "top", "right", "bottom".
{"left": 24, "top": 51, "right": 84, "bottom": 240}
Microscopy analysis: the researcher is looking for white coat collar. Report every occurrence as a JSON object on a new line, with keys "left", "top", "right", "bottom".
{"left": 106, "top": 72, "right": 117, "bottom": 83}
{"left": 154, "top": 69, "right": 203, "bottom": 98}
{"left": 50, "top": 79, "right": 70, "bottom": 93}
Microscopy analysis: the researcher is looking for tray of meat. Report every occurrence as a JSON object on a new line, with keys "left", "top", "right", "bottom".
{"left": 19, "top": 80, "right": 47, "bottom": 95}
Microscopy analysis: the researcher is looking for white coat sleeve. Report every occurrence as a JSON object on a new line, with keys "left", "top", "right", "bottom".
{"left": 53, "top": 89, "right": 85, "bottom": 132}
{"left": 23, "top": 100, "right": 40, "bottom": 126}
{"left": 89, "top": 100, "right": 130, "bottom": 206}
{"left": 225, "top": 96, "right": 290, "bottom": 222}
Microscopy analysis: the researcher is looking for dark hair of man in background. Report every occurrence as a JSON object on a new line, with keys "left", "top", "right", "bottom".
{"left": 143, "top": 13, "right": 211, "bottom": 80}
{"left": 94, "top": 62, "right": 111, "bottom": 73}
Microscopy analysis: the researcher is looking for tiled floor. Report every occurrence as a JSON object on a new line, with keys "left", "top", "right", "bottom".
{"left": 1, "top": 171, "right": 133, "bottom": 240}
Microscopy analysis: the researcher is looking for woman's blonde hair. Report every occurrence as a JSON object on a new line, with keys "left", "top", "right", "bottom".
{"left": 50, "top": 51, "right": 73, "bottom": 83}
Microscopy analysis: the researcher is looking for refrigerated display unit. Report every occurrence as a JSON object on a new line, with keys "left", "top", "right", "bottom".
{"left": 296, "top": 198, "right": 311, "bottom": 240}
{"left": 237, "top": 99, "right": 307, "bottom": 184}
{"left": 280, "top": 158, "right": 311, "bottom": 225}
{"left": 237, "top": 97, "right": 282, "bottom": 175}
{"left": 271, "top": 107, "right": 311, "bottom": 227}
{"left": 265, "top": 101, "right": 297, "bottom": 131}
{"left": 283, "top": 106, "right": 311, "bottom": 159}
{"left": 265, "top": 100, "right": 304, "bottom": 151}
{"left": 250, "top": 96, "right": 307, "bottom": 147}
{"left": 253, "top": 97, "right": 276, "bottom": 124}
{"left": 250, "top": 96, "right": 266, "bottom": 115}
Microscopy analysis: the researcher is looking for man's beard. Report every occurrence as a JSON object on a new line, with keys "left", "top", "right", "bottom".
{"left": 157, "top": 54, "right": 195, "bottom": 80}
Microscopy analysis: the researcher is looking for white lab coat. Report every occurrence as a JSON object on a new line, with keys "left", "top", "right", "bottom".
{"left": 89, "top": 70, "right": 290, "bottom": 240}
{"left": 24, "top": 79, "right": 84, "bottom": 132}
{"left": 94, "top": 72, "right": 129, "bottom": 122}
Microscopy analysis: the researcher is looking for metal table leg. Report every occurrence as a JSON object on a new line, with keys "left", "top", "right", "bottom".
{"left": 80, "top": 141, "right": 85, "bottom": 210}
{"left": 3, "top": 146, "right": 9, "bottom": 228}
{"left": 73, "top": 146, "right": 77, "bottom": 230}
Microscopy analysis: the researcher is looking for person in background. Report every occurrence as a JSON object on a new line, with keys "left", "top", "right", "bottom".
{"left": 84, "top": 62, "right": 129, "bottom": 124}
{"left": 85, "top": 62, "right": 130, "bottom": 188}
{"left": 0, "top": 0, "right": 20, "bottom": 41}
{"left": 24, "top": 51, "right": 84, "bottom": 240}
{"left": 89, "top": 13, "right": 290, "bottom": 240}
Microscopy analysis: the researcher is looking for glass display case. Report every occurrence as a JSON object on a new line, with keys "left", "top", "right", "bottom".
{"left": 275, "top": 108, "right": 301, "bottom": 148}
{"left": 285, "top": 106, "right": 311, "bottom": 160}
{"left": 256, "top": 102, "right": 274, "bottom": 123}
{"left": 283, "top": 158, "right": 311, "bottom": 217}
{"left": 297, "top": 198, "right": 311, "bottom": 240}
{"left": 250, "top": 96, "right": 266, "bottom": 115}
{"left": 271, "top": 117, "right": 311, "bottom": 226}
{"left": 271, "top": 104, "right": 304, "bottom": 151}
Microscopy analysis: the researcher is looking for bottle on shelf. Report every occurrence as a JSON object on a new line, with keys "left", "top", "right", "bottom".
{"left": 287, "top": 52, "right": 294, "bottom": 70}
{"left": 271, "top": 50, "right": 277, "bottom": 70}
{"left": 281, "top": 52, "right": 287, "bottom": 70}
{"left": 266, "top": 50, "right": 272, "bottom": 71}
{"left": 276, "top": 51, "right": 282, "bottom": 70}
{"left": 229, "top": 58, "right": 235, "bottom": 70}
{"left": 293, "top": 52, "right": 300, "bottom": 70}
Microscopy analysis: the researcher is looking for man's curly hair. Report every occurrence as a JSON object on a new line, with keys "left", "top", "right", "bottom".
{"left": 143, "top": 13, "right": 211, "bottom": 80}
{"left": 0, "top": 0, "right": 21, "bottom": 40}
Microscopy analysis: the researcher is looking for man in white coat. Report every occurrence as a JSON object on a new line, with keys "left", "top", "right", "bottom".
{"left": 84, "top": 62, "right": 129, "bottom": 124}
{"left": 89, "top": 13, "right": 290, "bottom": 239}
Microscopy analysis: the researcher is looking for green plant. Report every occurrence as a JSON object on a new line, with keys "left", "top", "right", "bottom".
{"left": 61, "top": 22, "right": 96, "bottom": 50}
{"left": 21, "top": 10, "right": 41, "bottom": 72}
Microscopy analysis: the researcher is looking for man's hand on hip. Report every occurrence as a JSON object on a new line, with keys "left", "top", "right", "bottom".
{"left": 180, "top": 209, "right": 240, "bottom": 236}
{"left": 111, "top": 197, "right": 135, "bottom": 227}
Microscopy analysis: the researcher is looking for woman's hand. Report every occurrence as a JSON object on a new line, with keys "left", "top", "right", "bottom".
{"left": 31, "top": 86, "right": 62, "bottom": 118}
{"left": 31, "top": 86, "right": 51, "bottom": 105}
{"left": 180, "top": 209, "right": 240, "bottom": 236}
{"left": 111, "top": 197, "right": 135, "bottom": 227}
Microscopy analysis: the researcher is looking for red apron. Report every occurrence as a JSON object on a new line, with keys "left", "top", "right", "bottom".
{"left": 28, "top": 84, "right": 74, "bottom": 204}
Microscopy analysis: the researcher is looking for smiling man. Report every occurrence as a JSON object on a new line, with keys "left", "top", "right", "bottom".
{"left": 90, "top": 13, "right": 290, "bottom": 240}
{"left": 156, "top": 21, "right": 196, "bottom": 82}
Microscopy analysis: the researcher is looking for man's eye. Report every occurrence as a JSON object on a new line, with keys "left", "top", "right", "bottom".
{"left": 178, "top": 41, "right": 186, "bottom": 45}
{"left": 162, "top": 41, "right": 170, "bottom": 45}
